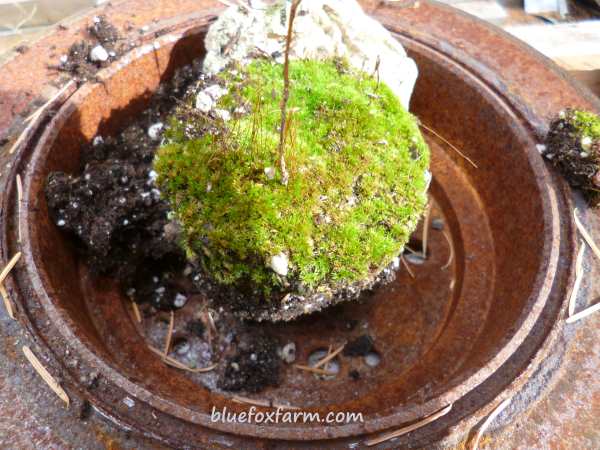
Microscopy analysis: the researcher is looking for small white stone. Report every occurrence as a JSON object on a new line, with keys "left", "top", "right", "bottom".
{"left": 123, "top": 219, "right": 130, "bottom": 226}
{"left": 122, "top": 397, "right": 135, "bottom": 408}
{"left": 206, "top": 182, "right": 212, "bottom": 193}
{"left": 581, "top": 136, "right": 593, "bottom": 150}
{"left": 90, "top": 45, "right": 109, "bottom": 62}
{"left": 57, "top": 219, "right": 66, "bottom": 227}
{"left": 59, "top": 55, "right": 68, "bottom": 64}
{"left": 392, "top": 256, "right": 400, "bottom": 270}
{"left": 559, "top": 110, "right": 566, "bottom": 119}
{"left": 204, "top": 85, "right": 228, "bottom": 100}
{"left": 214, "top": 109, "right": 231, "bottom": 121}
{"left": 280, "top": 342, "right": 296, "bottom": 364}
{"left": 269, "top": 252, "right": 289, "bottom": 276}
{"left": 195, "top": 91, "right": 214, "bottom": 113}
{"left": 93, "top": 136, "right": 104, "bottom": 146}
{"left": 264, "top": 167, "right": 276, "bottom": 180}
{"left": 148, "top": 122, "right": 164, "bottom": 140}
{"left": 93, "top": 16, "right": 101, "bottom": 24}
{"left": 141, "top": 25, "right": 150, "bottom": 32}
{"left": 581, "top": 152, "right": 589, "bottom": 158}
{"left": 174, "top": 293, "right": 188, "bottom": 308}
{"left": 536, "top": 144, "right": 547, "bottom": 154}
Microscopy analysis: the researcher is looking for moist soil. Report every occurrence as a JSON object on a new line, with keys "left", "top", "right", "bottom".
{"left": 544, "top": 111, "right": 600, "bottom": 203}
{"left": 45, "top": 53, "right": 397, "bottom": 393}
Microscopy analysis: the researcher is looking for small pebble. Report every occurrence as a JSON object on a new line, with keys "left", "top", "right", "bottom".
{"left": 174, "top": 293, "right": 188, "bottom": 308}
{"left": 122, "top": 397, "right": 135, "bottom": 408}
{"left": 90, "top": 45, "right": 109, "bottom": 62}
{"left": 147, "top": 122, "right": 164, "bottom": 141}
{"left": 269, "top": 252, "right": 289, "bottom": 276}
{"left": 280, "top": 342, "right": 296, "bottom": 364}
{"left": 264, "top": 167, "right": 276, "bottom": 180}
{"left": 60, "top": 55, "right": 68, "bottom": 64}
{"left": 214, "top": 109, "right": 231, "bottom": 121}
{"left": 581, "top": 136, "right": 593, "bottom": 150}
{"left": 431, "top": 218, "right": 444, "bottom": 231}
{"left": 364, "top": 351, "right": 381, "bottom": 367}
{"left": 57, "top": 219, "right": 66, "bottom": 227}
{"left": 93, "top": 136, "right": 104, "bottom": 146}
{"left": 404, "top": 252, "right": 426, "bottom": 265}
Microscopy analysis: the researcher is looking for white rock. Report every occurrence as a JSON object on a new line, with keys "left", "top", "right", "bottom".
{"left": 204, "top": 84, "right": 228, "bottom": 100}
{"left": 148, "top": 122, "right": 164, "bottom": 140}
{"left": 195, "top": 91, "right": 214, "bottom": 112}
{"left": 269, "top": 252, "right": 289, "bottom": 276}
{"left": 264, "top": 167, "right": 276, "bottom": 180}
{"left": 174, "top": 293, "right": 188, "bottom": 308}
{"left": 90, "top": 45, "right": 109, "bottom": 62}
{"left": 280, "top": 342, "right": 297, "bottom": 363}
{"left": 581, "top": 136, "right": 593, "bottom": 150}
{"left": 203, "top": 0, "right": 419, "bottom": 109}
{"left": 93, "top": 135, "right": 104, "bottom": 146}
{"left": 214, "top": 109, "right": 231, "bottom": 121}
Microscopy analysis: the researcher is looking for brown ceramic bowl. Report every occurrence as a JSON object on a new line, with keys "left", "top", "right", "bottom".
{"left": 2, "top": 1, "right": 599, "bottom": 448}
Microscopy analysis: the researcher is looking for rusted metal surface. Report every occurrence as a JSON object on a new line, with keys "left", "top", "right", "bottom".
{"left": 0, "top": 0, "right": 599, "bottom": 448}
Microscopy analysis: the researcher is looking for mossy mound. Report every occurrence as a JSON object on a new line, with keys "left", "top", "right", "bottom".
{"left": 545, "top": 109, "right": 600, "bottom": 201}
{"left": 155, "top": 59, "right": 430, "bottom": 320}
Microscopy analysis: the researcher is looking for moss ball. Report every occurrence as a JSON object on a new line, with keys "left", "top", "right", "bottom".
{"left": 155, "top": 59, "right": 430, "bottom": 316}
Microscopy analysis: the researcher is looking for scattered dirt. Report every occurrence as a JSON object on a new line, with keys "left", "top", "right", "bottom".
{"left": 54, "top": 16, "right": 130, "bottom": 84}
{"left": 544, "top": 110, "right": 600, "bottom": 202}
{"left": 45, "top": 60, "right": 286, "bottom": 393}
{"left": 217, "top": 330, "right": 281, "bottom": 393}
{"left": 343, "top": 335, "right": 375, "bottom": 357}
{"left": 46, "top": 62, "right": 201, "bottom": 310}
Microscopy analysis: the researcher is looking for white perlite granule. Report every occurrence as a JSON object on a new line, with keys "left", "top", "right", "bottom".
{"left": 203, "top": 0, "right": 418, "bottom": 109}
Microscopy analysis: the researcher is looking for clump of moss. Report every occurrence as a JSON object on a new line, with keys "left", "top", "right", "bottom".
{"left": 155, "top": 59, "right": 429, "bottom": 312}
{"left": 545, "top": 109, "right": 600, "bottom": 200}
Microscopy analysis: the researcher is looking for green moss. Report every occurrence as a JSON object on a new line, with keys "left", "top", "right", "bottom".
{"left": 155, "top": 59, "right": 430, "bottom": 294}
{"left": 571, "top": 110, "right": 600, "bottom": 140}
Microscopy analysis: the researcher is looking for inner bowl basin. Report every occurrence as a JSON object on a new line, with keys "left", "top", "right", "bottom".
{"left": 3, "top": 3, "right": 584, "bottom": 447}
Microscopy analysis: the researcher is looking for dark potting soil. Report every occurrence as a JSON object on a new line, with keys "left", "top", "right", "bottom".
{"left": 54, "top": 16, "right": 130, "bottom": 84}
{"left": 544, "top": 111, "right": 600, "bottom": 202}
{"left": 45, "top": 58, "right": 285, "bottom": 393}
{"left": 343, "top": 335, "right": 375, "bottom": 357}
{"left": 218, "top": 330, "right": 281, "bottom": 393}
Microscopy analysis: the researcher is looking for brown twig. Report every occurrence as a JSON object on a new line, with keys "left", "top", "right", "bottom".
{"left": 420, "top": 123, "right": 477, "bottom": 169}
{"left": 574, "top": 208, "right": 600, "bottom": 261}
{"left": 0, "top": 252, "right": 22, "bottom": 285}
{"left": 441, "top": 230, "right": 454, "bottom": 270}
{"left": 400, "top": 254, "right": 415, "bottom": 278}
{"left": 16, "top": 173, "right": 23, "bottom": 244}
{"left": 0, "top": 284, "right": 15, "bottom": 319}
{"left": 294, "top": 364, "right": 337, "bottom": 376}
{"left": 313, "top": 343, "right": 345, "bottom": 369}
{"left": 22, "top": 346, "right": 70, "bottom": 407}
{"left": 277, "top": 0, "right": 302, "bottom": 186}
{"left": 163, "top": 311, "right": 174, "bottom": 356}
{"left": 422, "top": 202, "right": 431, "bottom": 258}
{"left": 148, "top": 345, "right": 217, "bottom": 373}
{"left": 568, "top": 241, "right": 585, "bottom": 317}
{"left": 470, "top": 398, "right": 510, "bottom": 450}
{"left": 232, "top": 395, "right": 300, "bottom": 410}
{"left": 131, "top": 301, "right": 142, "bottom": 323}
{"left": 365, "top": 404, "right": 452, "bottom": 446}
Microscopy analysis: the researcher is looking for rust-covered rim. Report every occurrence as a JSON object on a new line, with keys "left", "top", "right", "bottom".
{"left": 1, "top": 1, "right": 600, "bottom": 447}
